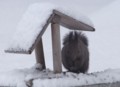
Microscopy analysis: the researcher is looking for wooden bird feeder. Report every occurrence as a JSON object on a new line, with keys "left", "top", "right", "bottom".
{"left": 5, "top": 10, "right": 95, "bottom": 73}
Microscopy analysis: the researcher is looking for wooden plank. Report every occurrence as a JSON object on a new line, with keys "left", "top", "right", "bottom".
{"left": 0, "top": 82, "right": 120, "bottom": 87}
{"left": 29, "top": 14, "right": 55, "bottom": 54}
{"left": 51, "top": 22, "right": 62, "bottom": 73}
{"left": 5, "top": 49, "right": 30, "bottom": 54}
{"left": 53, "top": 10, "right": 95, "bottom": 31}
{"left": 35, "top": 38, "right": 46, "bottom": 69}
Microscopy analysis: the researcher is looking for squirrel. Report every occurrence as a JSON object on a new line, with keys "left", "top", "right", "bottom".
{"left": 62, "top": 31, "right": 89, "bottom": 73}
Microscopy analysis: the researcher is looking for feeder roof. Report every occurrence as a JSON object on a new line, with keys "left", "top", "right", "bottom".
{"left": 5, "top": 2, "right": 95, "bottom": 54}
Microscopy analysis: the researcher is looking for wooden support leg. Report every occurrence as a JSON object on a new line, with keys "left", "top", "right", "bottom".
{"left": 35, "top": 38, "right": 46, "bottom": 69}
{"left": 51, "top": 23, "right": 62, "bottom": 73}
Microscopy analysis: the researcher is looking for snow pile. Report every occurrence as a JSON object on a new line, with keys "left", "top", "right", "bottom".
{"left": 0, "top": 70, "right": 26, "bottom": 87}
{"left": 6, "top": 2, "right": 94, "bottom": 53}
{"left": 0, "top": 67, "right": 120, "bottom": 87}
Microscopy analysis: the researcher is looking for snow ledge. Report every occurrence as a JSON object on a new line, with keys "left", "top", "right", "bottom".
{"left": 0, "top": 68, "right": 120, "bottom": 87}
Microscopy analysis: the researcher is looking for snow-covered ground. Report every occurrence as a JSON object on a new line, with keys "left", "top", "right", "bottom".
{"left": 0, "top": 0, "right": 120, "bottom": 87}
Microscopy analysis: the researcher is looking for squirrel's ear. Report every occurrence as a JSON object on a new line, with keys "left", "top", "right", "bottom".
{"left": 79, "top": 33, "right": 89, "bottom": 46}
{"left": 63, "top": 32, "right": 71, "bottom": 45}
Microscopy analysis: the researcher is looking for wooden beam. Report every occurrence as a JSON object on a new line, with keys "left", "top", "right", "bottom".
{"left": 35, "top": 38, "right": 46, "bottom": 69}
{"left": 5, "top": 49, "right": 31, "bottom": 54}
{"left": 29, "top": 14, "right": 55, "bottom": 54}
{"left": 51, "top": 22, "right": 62, "bottom": 73}
{"left": 53, "top": 10, "right": 95, "bottom": 31}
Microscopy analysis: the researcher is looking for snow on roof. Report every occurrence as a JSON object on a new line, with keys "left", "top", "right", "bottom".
{"left": 5, "top": 2, "right": 94, "bottom": 53}
{"left": 0, "top": 68, "right": 120, "bottom": 87}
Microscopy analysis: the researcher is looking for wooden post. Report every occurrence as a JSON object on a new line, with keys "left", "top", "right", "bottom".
{"left": 35, "top": 38, "right": 46, "bottom": 69}
{"left": 51, "top": 23, "right": 62, "bottom": 73}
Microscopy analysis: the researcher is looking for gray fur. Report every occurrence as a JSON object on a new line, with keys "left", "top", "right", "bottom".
{"left": 62, "top": 31, "right": 89, "bottom": 73}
